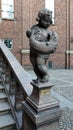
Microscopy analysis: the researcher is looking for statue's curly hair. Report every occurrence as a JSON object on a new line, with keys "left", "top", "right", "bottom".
{"left": 36, "top": 8, "right": 52, "bottom": 22}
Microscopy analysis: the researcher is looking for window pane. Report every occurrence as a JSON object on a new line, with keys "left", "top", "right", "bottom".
{"left": 2, "top": 5, "right": 8, "bottom": 11}
{"left": 8, "top": 13, "right": 14, "bottom": 19}
{"left": 2, "top": 12, "right": 9, "bottom": 18}
{"left": 8, "top": 5, "right": 14, "bottom": 12}
{"left": 2, "top": 12, "right": 14, "bottom": 19}
{"left": 2, "top": 0, "right": 13, "bottom": 5}
{"left": 4, "top": 39, "right": 13, "bottom": 49}
{"left": 2, "top": 5, "right": 13, "bottom": 12}
{"left": 2, "top": 0, "right": 8, "bottom": 4}
{"left": 7, "top": 0, "right": 13, "bottom": 5}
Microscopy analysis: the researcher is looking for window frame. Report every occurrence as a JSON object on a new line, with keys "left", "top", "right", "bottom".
{"left": 1, "top": 0, "right": 14, "bottom": 20}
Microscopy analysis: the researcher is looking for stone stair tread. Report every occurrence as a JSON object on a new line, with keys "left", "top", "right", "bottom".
{"left": 0, "top": 102, "right": 10, "bottom": 112}
{"left": 0, "top": 85, "right": 4, "bottom": 90}
{"left": 0, "top": 92, "right": 7, "bottom": 99}
{"left": 0, "top": 113, "right": 15, "bottom": 128}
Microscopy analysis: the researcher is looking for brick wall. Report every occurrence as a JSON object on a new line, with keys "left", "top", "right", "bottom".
{"left": 0, "top": 0, "right": 23, "bottom": 63}
{"left": 49, "top": 0, "right": 67, "bottom": 68}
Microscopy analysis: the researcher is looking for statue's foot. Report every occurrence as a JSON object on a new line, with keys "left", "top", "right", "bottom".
{"left": 32, "top": 75, "right": 49, "bottom": 83}
{"left": 40, "top": 76, "right": 49, "bottom": 83}
{"left": 32, "top": 78, "right": 40, "bottom": 83}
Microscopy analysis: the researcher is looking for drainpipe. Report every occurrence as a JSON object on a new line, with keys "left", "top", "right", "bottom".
{"left": 21, "top": 0, "right": 24, "bottom": 65}
{"left": 65, "top": 0, "right": 68, "bottom": 69}
{"left": 66, "top": 0, "right": 70, "bottom": 69}
{"left": 68, "top": 0, "right": 70, "bottom": 69}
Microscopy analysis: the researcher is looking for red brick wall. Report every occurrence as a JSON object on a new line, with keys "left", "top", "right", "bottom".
{"left": 0, "top": 0, "right": 23, "bottom": 63}
{"left": 49, "top": 0, "right": 67, "bottom": 68}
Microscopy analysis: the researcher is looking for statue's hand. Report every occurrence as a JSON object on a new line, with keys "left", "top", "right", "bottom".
{"left": 50, "top": 48, "right": 56, "bottom": 53}
{"left": 46, "top": 42, "right": 50, "bottom": 46}
{"left": 26, "top": 29, "right": 32, "bottom": 38}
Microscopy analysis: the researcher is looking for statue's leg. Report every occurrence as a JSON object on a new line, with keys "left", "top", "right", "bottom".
{"left": 30, "top": 56, "right": 41, "bottom": 81}
{"left": 36, "top": 56, "right": 49, "bottom": 82}
{"left": 30, "top": 52, "right": 49, "bottom": 82}
{"left": 36, "top": 64, "right": 49, "bottom": 82}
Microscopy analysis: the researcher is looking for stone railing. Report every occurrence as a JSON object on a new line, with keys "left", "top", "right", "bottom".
{"left": 0, "top": 40, "right": 33, "bottom": 130}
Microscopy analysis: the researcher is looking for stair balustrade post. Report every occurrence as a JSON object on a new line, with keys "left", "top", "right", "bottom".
{"left": 9, "top": 74, "right": 16, "bottom": 95}
{"left": 0, "top": 52, "right": 3, "bottom": 74}
{"left": 5, "top": 63, "right": 11, "bottom": 84}
{"left": 0, "top": 52, "right": 3, "bottom": 81}
{"left": 15, "top": 83, "right": 25, "bottom": 110}
{"left": 1, "top": 58, "right": 7, "bottom": 82}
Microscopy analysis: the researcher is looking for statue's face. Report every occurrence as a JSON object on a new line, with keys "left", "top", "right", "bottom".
{"left": 37, "top": 9, "right": 52, "bottom": 28}
{"left": 39, "top": 11, "right": 52, "bottom": 28}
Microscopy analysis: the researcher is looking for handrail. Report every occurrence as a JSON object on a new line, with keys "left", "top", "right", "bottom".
{"left": 0, "top": 40, "right": 33, "bottom": 97}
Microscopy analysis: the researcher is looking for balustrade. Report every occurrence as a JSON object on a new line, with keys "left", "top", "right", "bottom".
{"left": 0, "top": 40, "right": 33, "bottom": 129}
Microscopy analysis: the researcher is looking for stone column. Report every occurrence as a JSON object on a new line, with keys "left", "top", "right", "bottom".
{"left": 22, "top": 81, "right": 61, "bottom": 130}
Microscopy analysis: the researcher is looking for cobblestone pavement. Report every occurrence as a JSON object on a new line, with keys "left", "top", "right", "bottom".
{"left": 27, "top": 69, "right": 73, "bottom": 130}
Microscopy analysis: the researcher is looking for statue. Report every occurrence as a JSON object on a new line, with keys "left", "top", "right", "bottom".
{"left": 26, "top": 8, "right": 58, "bottom": 83}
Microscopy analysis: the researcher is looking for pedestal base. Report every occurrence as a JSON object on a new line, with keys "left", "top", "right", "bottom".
{"left": 22, "top": 81, "right": 61, "bottom": 130}
{"left": 22, "top": 101, "right": 61, "bottom": 130}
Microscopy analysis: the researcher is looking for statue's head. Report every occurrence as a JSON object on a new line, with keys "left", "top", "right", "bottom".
{"left": 36, "top": 8, "right": 52, "bottom": 28}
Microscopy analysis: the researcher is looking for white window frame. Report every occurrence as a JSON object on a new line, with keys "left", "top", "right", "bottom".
{"left": 1, "top": 0, "right": 14, "bottom": 19}
{"left": 45, "top": 0, "right": 55, "bottom": 24}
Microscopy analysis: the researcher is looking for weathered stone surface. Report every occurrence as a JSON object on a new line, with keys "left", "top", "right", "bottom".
{"left": 22, "top": 81, "right": 61, "bottom": 130}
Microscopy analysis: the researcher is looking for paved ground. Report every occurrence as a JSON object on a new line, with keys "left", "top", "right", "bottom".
{"left": 27, "top": 69, "right": 73, "bottom": 130}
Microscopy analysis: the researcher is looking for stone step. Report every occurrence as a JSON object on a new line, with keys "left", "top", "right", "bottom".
{"left": 0, "top": 101, "right": 11, "bottom": 113}
{"left": 0, "top": 113, "right": 16, "bottom": 129}
{"left": 0, "top": 84, "right": 5, "bottom": 92}
{"left": 0, "top": 84, "right": 4, "bottom": 90}
{"left": 0, "top": 92, "right": 7, "bottom": 100}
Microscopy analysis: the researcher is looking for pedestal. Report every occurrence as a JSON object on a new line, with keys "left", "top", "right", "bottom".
{"left": 22, "top": 81, "right": 61, "bottom": 130}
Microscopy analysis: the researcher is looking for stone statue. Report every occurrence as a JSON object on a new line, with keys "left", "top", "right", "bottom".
{"left": 26, "top": 8, "right": 58, "bottom": 83}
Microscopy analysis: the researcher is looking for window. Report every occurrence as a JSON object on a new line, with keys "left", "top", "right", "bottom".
{"left": 1, "top": 0, "right": 14, "bottom": 19}
{"left": 45, "top": 0, "right": 54, "bottom": 24}
{"left": 4, "top": 39, "right": 13, "bottom": 49}
{"left": 48, "top": 61, "right": 53, "bottom": 69}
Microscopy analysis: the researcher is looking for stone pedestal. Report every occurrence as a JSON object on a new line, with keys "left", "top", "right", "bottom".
{"left": 22, "top": 81, "right": 61, "bottom": 130}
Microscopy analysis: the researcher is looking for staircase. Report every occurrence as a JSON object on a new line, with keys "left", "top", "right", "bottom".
{"left": 0, "top": 82, "right": 17, "bottom": 130}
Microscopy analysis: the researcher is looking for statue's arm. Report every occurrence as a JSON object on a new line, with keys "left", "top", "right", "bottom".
{"left": 26, "top": 29, "right": 32, "bottom": 38}
{"left": 45, "top": 31, "right": 58, "bottom": 53}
